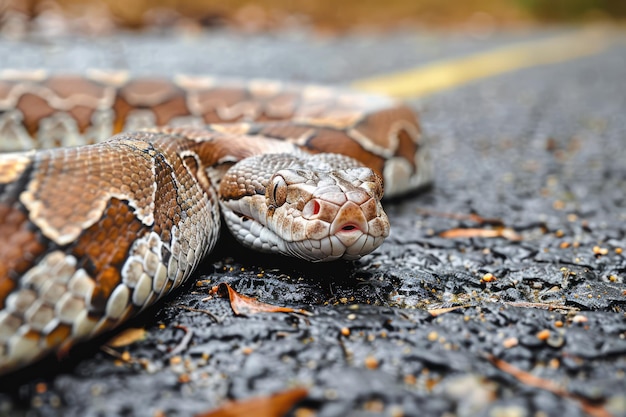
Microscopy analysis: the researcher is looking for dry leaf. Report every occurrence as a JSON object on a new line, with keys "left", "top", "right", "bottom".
{"left": 428, "top": 305, "right": 470, "bottom": 317}
{"left": 218, "top": 283, "right": 311, "bottom": 316}
{"left": 195, "top": 387, "right": 308, "bottom": 417}
{"left": 106, "top": 328, "right": 147, "bottom": 347}
{"left": 415, "top": 209, "right": 504, "bottom": 226}
{"left": 504, "top": 301, "right": 578, "bottom": 312}
{"left": 488, "top": 355, "right": 613, "bottom": 417}
{"left": 439, "top": 227, "right": 521, "bottom": 240}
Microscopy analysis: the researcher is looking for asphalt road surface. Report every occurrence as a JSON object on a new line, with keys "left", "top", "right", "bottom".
{"left": 0, "top": 26, "right": 625, "bottom": 417}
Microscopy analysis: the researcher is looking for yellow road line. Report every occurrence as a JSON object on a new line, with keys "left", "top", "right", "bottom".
{"left": 352, "top": 28, "right": 613, "bottom": 99}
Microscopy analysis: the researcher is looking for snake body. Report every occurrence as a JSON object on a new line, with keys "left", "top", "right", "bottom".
{"left": 0, "top": 72, "right": 431, "bottom": 374}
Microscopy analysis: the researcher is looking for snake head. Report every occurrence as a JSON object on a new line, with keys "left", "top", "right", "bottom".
{"left": 220, "top": 153, "right": 389, "bottom": 262}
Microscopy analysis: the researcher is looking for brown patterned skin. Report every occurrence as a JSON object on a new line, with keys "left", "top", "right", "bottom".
{"left": 0, "top": 72, "right": 432, "bottom": 374}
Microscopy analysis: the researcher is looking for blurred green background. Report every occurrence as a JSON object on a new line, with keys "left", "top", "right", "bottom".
{"left": 5, "top": 0, "right": 626, "bottom": 30}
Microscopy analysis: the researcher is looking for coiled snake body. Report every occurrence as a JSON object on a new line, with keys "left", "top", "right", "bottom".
{"left": 0, "top": 72, "right": 431, "bottom": 374}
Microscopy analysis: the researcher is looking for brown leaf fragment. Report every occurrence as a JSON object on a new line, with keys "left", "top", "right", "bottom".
{"left": 428, "top": 305, "right": 470, "bottom": 317}
{"left": 487, "top": 355, "right": 614, "bottom": 417}
{"left": 194, "top": 387, "right": 309, "bottom": 417}
{"left": 415, "top": 209, "right": 505, "bottom": 226}
{"left": 106, "top": 327, "right": 147, "bottom": 348}
{"left": 439, "top": 227, "right": 521, "bottom": 241}
{"left": 100, "top": 345, "right": 134, "bottom": 365}
{"left": 504, "top": 301, "right": 578, "bottom": 312}
{"left": 217, "top": 283, "right": 311, "bottom": 316}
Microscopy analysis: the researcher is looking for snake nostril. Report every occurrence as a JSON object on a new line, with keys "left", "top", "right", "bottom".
{"left": 303, "top": 199, "right": 322, "bottom": 218}
{"left": 312, "top": 200, "right": 321, "bottom": 216}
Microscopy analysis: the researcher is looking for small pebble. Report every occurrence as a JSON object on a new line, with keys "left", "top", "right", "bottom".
{"left": 536, "top": 329, "right": 551, "bottom": 341}
{"left": 502, "top": 337, "right": 519, "bottom": 348}
{"left": 364, "top": 355, "right": 379, "bottom": 369}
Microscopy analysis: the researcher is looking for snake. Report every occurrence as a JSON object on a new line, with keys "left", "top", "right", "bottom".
{"left": 0, "top": 71, "right": 432, "bottom": 374}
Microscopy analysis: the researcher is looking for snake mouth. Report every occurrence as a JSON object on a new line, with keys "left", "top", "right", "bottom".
{"left": 340, "top": 223, "right": 359, "bottom": 231}
{"left": 328, "top": 201, "right": 370, "bottom": 247}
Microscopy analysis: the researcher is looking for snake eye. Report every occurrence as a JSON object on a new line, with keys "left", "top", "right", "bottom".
{"left": 269, "top": 175, "right": 287, "bottom": 207}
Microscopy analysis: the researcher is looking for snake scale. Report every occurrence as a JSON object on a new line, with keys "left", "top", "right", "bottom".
{"left": 0, "top": 71, "right": 432, "bottom": 374}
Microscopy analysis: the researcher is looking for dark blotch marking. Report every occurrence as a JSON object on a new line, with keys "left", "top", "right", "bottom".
{"left": 71, "top": 198, "right": 147, "bottom": 314}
